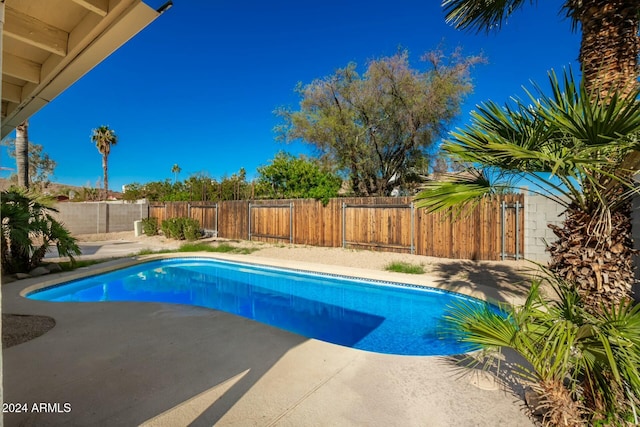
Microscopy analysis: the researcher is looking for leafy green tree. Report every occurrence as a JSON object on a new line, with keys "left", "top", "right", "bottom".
{"left": 415, "top": 70, "right": 640, "bottom": 309}
{"left": 90, "top": 125, "right": 118, "bottom": 200}
{"left": 1, "top": 189, "right": 80, "bottom": 273}
{"left": 2, "top": 139, "right": 57, "bottom": 190}
{"left": 276, "top": 49, "right": 483, "bottom": 196}
{"left": 255, "top": 151, "right": 342, "bottom": 204}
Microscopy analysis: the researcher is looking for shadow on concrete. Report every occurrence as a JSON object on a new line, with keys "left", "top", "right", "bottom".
{"left": 2, "top": 292, "right": 306, "bottom": 426}
{"left": 430, "top": 260, "right": 539, "bottom": 304}
{"left": 444, "top": 348, "right": 537, "bottom": 423}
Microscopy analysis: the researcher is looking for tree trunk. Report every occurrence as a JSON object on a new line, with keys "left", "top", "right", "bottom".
{"left": 548, "top": 203, "right": 635, "bottom": 310}
{"left": 15, "top": 120, "right": 29, "bottom": 189}
{"left": 578, "top": 0, "right": 640, "bottom": 97}
{"left": 102, "top": 154, "right": 109, "bottom": 201}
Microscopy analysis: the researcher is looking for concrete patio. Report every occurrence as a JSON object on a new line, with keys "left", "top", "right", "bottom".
{"left": 3, "top": 252, "right": 536, "bottom": 426}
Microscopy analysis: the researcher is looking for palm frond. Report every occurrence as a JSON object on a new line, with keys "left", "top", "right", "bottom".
{"left": 414, "top": 168, "right": 505, "bottom": 214}
{"left": 442, "top": 0, "right": 533, "bottom": 33}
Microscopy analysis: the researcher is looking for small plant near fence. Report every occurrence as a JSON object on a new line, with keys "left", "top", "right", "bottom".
{"left": 385, "top": 261, "right": 425, "bottom": 274}
{"left": 141, "top": 217, "right": 158, "bottom": 236}
{"left": 161, "top": 218, "right": 202, "bottom": 241}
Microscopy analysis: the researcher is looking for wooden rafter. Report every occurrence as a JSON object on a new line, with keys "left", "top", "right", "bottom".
{"left": 3, "top": 6, "right": 68, "bottom": 56}
{"left": 2, "top": 81, "right": 23, "bottom": 104}
{"left": 70, "top": 0, "right": 109, "bottom": 17}
{"left": 2, "top": 52, "right": 41, "bottom": 83}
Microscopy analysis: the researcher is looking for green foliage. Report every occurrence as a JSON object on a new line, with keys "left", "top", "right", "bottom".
{"left": 122, "top": 168, "right": 253, "bottom": 202}
{"left": 141, "top": 217, "right": 158, "bottom": 236}
{"left": 415, "top": 70, "right": 640, "bottom": 230}
{"left": 1, "top": 189, "right": 81, "bottom": 273}
{"left": 160, "top": 217, "right": 201, "bottom": 241}
{"left": 384, "top": 261, "right": 425, "bottom": 274}
{"left": 276, "top": 49, "right": 483, "bottom": 196}
{"left": 1, "top": 139, "right": 57, "bottom": 189}
{"left": 182, "top": 218, "right": 201, "bottom": 241}
{"left": 446, "top": 274, "right": 640, "bottom": 425}
{"left": 255, "top": 152, "right": 341, "bottom": 204}
{"left": 137, "top": 242, "right": 259, "bottom": 255}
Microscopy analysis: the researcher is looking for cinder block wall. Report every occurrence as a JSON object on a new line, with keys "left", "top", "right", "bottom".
{"left": 53, "top": 202, "right": 148, "bottom": 234}
{"left": 523, "top": 194, "right": 565, "bottom": 263}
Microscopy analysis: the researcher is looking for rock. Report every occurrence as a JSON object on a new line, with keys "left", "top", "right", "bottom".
{"left": 46, "top": 263, "right": 63, "bottom": 273}
{"left": 29, "top": 266, "right": 50, "bottom": 277}
{"left": 14, "top": 273, "right": 31, "bottom": 280}
{"left": 524, "top": 386, "right": 545, "bottom": 416}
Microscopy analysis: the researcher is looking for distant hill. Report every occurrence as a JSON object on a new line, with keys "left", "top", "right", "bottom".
{"left": 0, "top": 178, "right": 122, "bottom": 198}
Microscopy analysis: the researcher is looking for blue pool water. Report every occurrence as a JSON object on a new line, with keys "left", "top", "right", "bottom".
{"left": 27, "top": 258, "right": 488, "bottom": 356}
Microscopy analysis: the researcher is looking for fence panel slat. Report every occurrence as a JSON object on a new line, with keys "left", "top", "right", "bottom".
{"left": 148, "top": 195, "right": 524, "bottom": 261}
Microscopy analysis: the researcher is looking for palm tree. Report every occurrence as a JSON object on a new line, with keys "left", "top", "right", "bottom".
{"left": 90, "top": 126, "right": 118, "bottom": 200}
{"left": 429, "top": 1, "right": 640, "bottom": 311}
{"left": 441, "top": 0, "right": 639, "bottom": 96}
{"left": 415, "top": 70, "right": 640, "bottom": 309}
{"left": 15, "top": 120, "right": 29, "bottom": 189}
{"left": 171, "top": 163, "right": 181, "bottom": 183}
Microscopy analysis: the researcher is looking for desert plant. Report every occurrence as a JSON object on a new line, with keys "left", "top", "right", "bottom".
{"left": 161, "top": 217, "right": 201, "bottom": 241}
{"left": 1, "top": 189, "right": 81, "bottom": 273}
{"left": 445, "top": 274, "right": 640, "bottom": 426}
{"left": 182, "top": 218, "right": 201, "bottom": 241}
{"left": 141, "top": 217, "right": 158, "bottom": 236}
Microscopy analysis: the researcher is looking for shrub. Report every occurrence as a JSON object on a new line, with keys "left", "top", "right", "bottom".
{"left": 141, "top": 217, "right": 158, "bottom": 236}
{"left": 446, "top": 274, "right": 640, "bottom": 426}
{"left": 1, "top": 189, "right": 81, "bottom": 273}
{"left": 182, "top": 218, "right": 201, "bottom": 241}
{"left": 161, "top": 217, "right": 201, "bottom": 241}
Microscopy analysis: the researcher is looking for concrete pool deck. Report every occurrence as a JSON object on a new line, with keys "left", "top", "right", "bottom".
{"left": 3, "top": 244, "right": 537, "bottom": 426}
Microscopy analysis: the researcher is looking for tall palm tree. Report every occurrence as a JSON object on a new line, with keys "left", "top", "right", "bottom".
{"left": 416, "top": 70, "right": 640, "bottom": 309}
{"left": 441, "top": 0, "right": 639, "bottom": 96}
{"left": 430, "top": 1, "right": 640, "bottom": 311}
{"left": 15, "top": 120, "right": 29, "bottom": 189}
{"left": 171, "top": 163, "right": 181, "bottom": 183}
{"left": 90, "top": 126, "right": 118, "bottom": 201}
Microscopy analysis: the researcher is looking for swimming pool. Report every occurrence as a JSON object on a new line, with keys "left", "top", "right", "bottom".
{"left": 27, "top": 257, "right": 488, "bottom": 356}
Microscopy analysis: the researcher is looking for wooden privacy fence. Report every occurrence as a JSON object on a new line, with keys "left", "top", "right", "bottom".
{"left": 148, "top": 195, "right": 524, "bottom": 261}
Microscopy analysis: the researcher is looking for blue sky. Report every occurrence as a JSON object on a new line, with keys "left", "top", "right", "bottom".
{"left": 1, "top": 0, "right": 580, "bottom": 191}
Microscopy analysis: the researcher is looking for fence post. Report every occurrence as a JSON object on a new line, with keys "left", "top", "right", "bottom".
{"left": 342, "top": 202, "right": 346, "bottom": 249}
{"left": 410, "top": 202, "right": 415, "bottom": 255}
{"left": 289, "top": 201, "right": 293, "bottom": 244}
{"left": 515, "top": 201, "right": 521, "bottom": 260}
{"left": 215, "top": 203, "right": 219, "bottom": 238}
{"left": 248, "top": 202, "right": 252, "bottom": 241}
{"left": 501, "top": 200, "right": 506, "bottom": 260}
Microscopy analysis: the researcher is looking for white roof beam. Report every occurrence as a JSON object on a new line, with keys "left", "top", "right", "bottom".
{"left": 3, "top": 6, "right": 68, "bottom": 56}
{"left": 2, "top": 52, "right": 40, "bottom": 83}
{"left": 71, "top": 0, "right": 109, "bottom": 17}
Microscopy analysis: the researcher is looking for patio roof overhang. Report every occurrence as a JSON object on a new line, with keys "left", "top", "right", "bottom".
{"left": 0, "top": 0, "right": 167, "bottom": 139}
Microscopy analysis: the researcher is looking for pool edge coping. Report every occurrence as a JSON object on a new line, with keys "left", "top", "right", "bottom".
{"left": 19, "top": 252, "right": 517, "bottom": 308}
